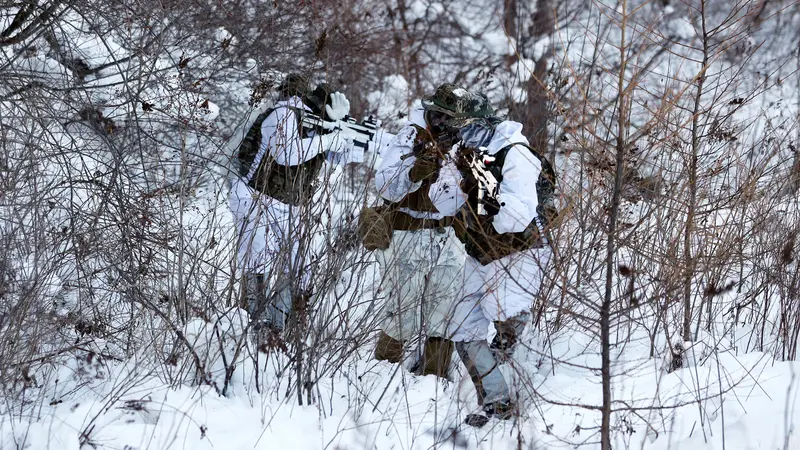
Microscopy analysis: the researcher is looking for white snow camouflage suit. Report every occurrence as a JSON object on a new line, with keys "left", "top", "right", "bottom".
{"left": 229, "top": 96, "right": 355, "bottom": 330}
{"left": 448, "top": 119, "right": 552, "bottom": 408}
{"left": 374, "top": 108, "right": 466, "bottom": 343}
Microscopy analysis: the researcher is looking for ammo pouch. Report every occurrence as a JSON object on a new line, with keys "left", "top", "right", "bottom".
{"left": 248, "top": 152, "right": 325, "bottom": 206}
{"left": 460, "top": 215, "right": 544, "bottom": 265}
{"left": 358, "top": 205, "right": 393, "bottom": 251}
{"left": 358, "top": 206, "right": 456, "bottom": 251}
{"left": 358, "top": 168, "right": 445, "bottom": 251}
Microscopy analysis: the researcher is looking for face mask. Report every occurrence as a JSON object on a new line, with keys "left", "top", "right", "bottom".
{"left": 459, "top": 123, "right": 494, "bottom": 148}
{"left": 425, "top": 110, "right": 451, "bottom": 135}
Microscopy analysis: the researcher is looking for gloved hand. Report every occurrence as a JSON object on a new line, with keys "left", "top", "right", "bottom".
{"left": 320, "top": 131, "right": 353, "bottom": 152}
{"left": 325, "top": 92, "right": 350, "bottom": 121}
{"left": 483, "top": 196, "right": 501, "bottom": 216}
{"left": 409, "top": 155, "right": 441, "bottom": 182}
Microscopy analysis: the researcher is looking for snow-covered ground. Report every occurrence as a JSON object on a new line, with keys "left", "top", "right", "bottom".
{"left": 3, "top": 322, "right": 798, "bottom": 450}
{"left": 4, "top": 1, "right": 800, "bottom": 449}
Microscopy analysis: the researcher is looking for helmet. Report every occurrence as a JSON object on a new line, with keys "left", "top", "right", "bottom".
{"left": 421, "top": 84, "right": 495, "bottom": 134}
{"left": 277, "top": 73, "right": 310, "bottom": 99}
{"left": 305, "top": 83, "right": 333, "bottom": 116}
{"left": 422, "top": 84, "right": 494, "bottom": 119}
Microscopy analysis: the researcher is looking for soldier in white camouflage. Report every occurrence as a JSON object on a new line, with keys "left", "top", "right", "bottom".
{"left": 371, "top": 84, "right": 488, "bottom": 377}
{"left": 231, "top": 74, "right": 356, "bottom": 350}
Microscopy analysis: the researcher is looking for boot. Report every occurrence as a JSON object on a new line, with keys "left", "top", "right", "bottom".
{"left": 417, "top": 337, "right": 454, "bottom": 378}
{"left": 374, "top": 331, "right": 404, "bottom": 363}
{"left": 483, "top": 399, "right": 517, "bottom": 420}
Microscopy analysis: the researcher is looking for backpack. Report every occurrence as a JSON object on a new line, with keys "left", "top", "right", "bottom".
{"left": 236, "top": 106, "right": 325, "bottom": 205}
{"left": 236, "top": 108, "right": 276, "bottom": 178}
{"left": 237, "top": 106, "right": 305, "bottom": 178}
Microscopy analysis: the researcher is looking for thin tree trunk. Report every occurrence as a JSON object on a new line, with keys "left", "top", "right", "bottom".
{"left": 685, "top": 0, "right": 709, "bottom": 343}
{"left": 507, "top": 0, "right": 552, "bottom": 150}
{"left": 601, "top": 2, "right": 629, "bottom": 447}
{"left": 523, "top": 0, "right": 553, "bottom": 152}
{"left": 503, "top": 0, "right": 517, "bottom": 37}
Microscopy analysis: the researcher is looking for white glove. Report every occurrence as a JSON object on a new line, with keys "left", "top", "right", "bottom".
{"left": 325, "top": 92, "right": 350, "bottom": 121}
{"left": 320, "top": 131, "right": 353, "bottom": 153}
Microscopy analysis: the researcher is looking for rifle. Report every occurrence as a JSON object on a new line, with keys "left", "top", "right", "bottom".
{"left": 300, "top": 113, "right": 381, "bottom": 150}
{"left": 460, "top": 147, "right": 499, "bottom": 216}
{"left": 400, "top": 126, "right": 460, "bottom": 162}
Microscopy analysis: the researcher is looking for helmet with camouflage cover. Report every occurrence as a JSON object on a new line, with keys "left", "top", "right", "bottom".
{"left": 421, "top": 84, "right": 495, "bottom": 136}
{"left": 422, "top": 84, "right": 494, "bottom": 120}
{"left": 277, "top": 73, "right": 310, "bottom": 99}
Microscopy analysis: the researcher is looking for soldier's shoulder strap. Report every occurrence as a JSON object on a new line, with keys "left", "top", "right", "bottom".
{"left": 237, "top": 107, "right": 277, "bottom": 177}
{"left": 238, "top": 105, "right": 306, "bottom": 178}
{"left": 496, "top": 142, "right": 555, "bottom": 184}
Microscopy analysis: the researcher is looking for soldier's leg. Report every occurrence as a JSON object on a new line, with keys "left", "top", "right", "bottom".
{"left": 449, "top": 257, "right": 516, "bottom": 418}
{"left": 480, "top": 248, "right": 551, "bottom": 357}
{"left": 245, "top": 272, "right": 267, "bottom": 322}
{"left": 417, "top": 231, "right": 464, "bottom": 377}
{"left": 231, "top": 182, "right": 271, "bottom": 321}
{"left": 451, "top": 299, "right": 516, "bottom": 418}
{"left": 378, "top": 261, "right": 424, "bottom": 349}
{"left": 373, "top": 233, "right": 426, "bottom": 362}
{"left": 264, "top": 281, "right": 292, "bottom": 331}
{"left": 455, "top": 340, "right": 511, "bottom": 410}
{"left": 230, "top": 180, "right": 269, "bottom": 273}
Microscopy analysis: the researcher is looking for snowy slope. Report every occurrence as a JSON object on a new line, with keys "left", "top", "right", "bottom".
{"left": 3, "top": 1, "right": 800, "bottom": 450}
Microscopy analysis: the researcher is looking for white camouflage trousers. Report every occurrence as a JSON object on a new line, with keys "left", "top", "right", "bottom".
{"left": 448, "top": 245, "right": 552, "bottom": 342}
{"left": 375, "top": 227, "right": 465, "bottom": 341}
{"left": 229, "top": 178, "right": 308, "bottom": 328}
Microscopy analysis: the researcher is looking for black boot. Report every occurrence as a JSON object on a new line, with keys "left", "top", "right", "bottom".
{"left": 483, "top": 399, "right": 517, "bottom": 420}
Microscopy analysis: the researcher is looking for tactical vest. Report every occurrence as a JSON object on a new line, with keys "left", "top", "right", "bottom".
{"left": 237, "top": 106, "right": 325, "bottom": 206}
{"left": 490, "top": 142, "right": 557, "bottom": 227}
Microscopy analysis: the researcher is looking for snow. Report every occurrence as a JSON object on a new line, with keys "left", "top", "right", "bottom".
{"left": 512, "top": 58, "right": 535, "bottom": 82}
{"left": 4, "top": 1, "right": 800, "bottom": 449}
{"left": 3, "top": 326, "right": 799, "bottom": 450}
{"left": 452, "top": 87, "right": 469, "bottom": 98}
{"left": 530, "top": 36, "right": 551, "bottom": 61}
{"left": 366, "top": 75, "right": 411, "bottom": 131}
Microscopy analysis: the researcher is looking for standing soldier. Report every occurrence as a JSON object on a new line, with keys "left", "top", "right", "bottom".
{"left": 231, "top": 73, "right": 355, "bottom": 350}
{"left": 370, "top": 84, "right": 494, "bottom": 377}
{"left": 448, "top": 95, "right": 554, "bottom": 420}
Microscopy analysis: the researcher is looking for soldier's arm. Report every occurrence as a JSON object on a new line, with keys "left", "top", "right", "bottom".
{"left": 262, "top": 106, "right": 342, "bottom": 166}
{"left": 375, "top": 124, "right": 423, "bottom": 203}
{"left": 492, "top": 144, "right": 542, "bottom": 234}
